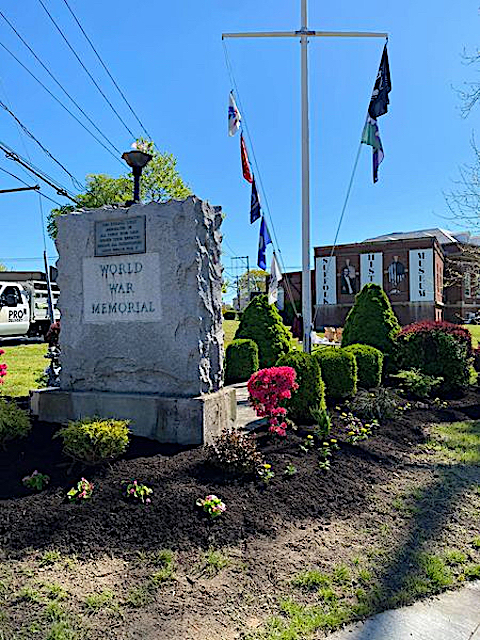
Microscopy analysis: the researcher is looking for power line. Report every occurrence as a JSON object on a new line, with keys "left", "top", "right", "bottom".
{"left": 0, "top": 98, "right": 84, "bottom": 190}
{"left": 0, "top": 165, "right": 65, "bottom": 207}
{"left": 0, "top": 33, "right": 123, "bottom": 165}
{"left": 0, "top": 140, "right": 78, "bottom": 202}
{"left": 37, "top": 0, "right": 136, "bottom": 139}
{"left": 60, "top": 0, "right": 152, "bottom": 140}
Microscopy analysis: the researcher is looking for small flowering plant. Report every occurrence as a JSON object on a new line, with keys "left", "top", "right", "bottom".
{"left": 0, "top": 349, "right": 7, "bottom": 385}
{"left": 22, "top": 470, "right": 50, "bottom": 491}
{"left": 341, "top": 413, "right": 378, "bottom": 444}
{"left": 126, "top": 480, "right": 153, "bottom": 504}
{"left": 196, "top": 494, "right": 226, "bottom": 518}
{"left": 67, "top": 478, "right": 94, "bottom": 502}
{"left": 248, "top": 367, "right": 298, "bottom": 437}
{"left": 318, "top": 438, "right": 338, "bottom": 470}
{"left": 256, "top": 462, "right": 275, "bottom": 484}
{"left": 299, "top": 434, "right": 314, "bottom": 453}
{"left": 284, "top": 463, "right": 298, "bottom": 477}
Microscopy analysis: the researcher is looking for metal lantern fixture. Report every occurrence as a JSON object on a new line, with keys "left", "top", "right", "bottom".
{"left": 121, "top": 150, "right": 152, "bottom": 203}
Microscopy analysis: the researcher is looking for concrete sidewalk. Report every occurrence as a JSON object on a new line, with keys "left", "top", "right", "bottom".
{"left": 327, "top": 581, "right": 480, "bottom": 640}
{"left": 231, "top": 382, "right": 264, "bottom": 431}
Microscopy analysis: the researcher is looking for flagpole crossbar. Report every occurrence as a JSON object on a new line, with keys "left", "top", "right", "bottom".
{"left": 222, "top": 31, "right": 388, "bottom": 40}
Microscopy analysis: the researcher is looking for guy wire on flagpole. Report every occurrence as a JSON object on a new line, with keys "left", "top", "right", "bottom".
{"left": 312, "top": 37, "right": 389, "bottom": 327}
{"left": 222, "top": 38, "right": 300, "bottom": 318}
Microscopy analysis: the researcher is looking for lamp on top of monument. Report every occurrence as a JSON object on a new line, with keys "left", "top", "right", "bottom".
{"left": 122, "top": 141, "right": 153, "bottom": 203}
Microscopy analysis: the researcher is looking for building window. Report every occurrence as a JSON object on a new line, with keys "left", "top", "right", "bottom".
{"left": 464, "top": 271, "right": 472, "bottom": 298}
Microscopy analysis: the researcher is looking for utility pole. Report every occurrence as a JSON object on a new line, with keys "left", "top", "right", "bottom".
{"left": 231, "top": 255, "right": 250, "bottom": 309}
{"left": 223, "top": 3, "right": 387, "bottom": 352}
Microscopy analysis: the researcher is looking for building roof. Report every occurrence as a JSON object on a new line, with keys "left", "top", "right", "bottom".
{"left": 363, "top": 228, "right": 460, "bottom": 245}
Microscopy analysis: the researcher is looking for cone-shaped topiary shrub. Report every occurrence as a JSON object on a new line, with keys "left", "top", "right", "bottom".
{"left": 343, "top": 344, "right": 383, "bottom": 389}
{"left": 341, "top": 284, "right": 400, "bottom": 364}
{"left": 313, "top": 347, "right": 357, "bottom": 401}
{"left": 234, "top": 294, "right": 292, "bottom": 368}
{"left": 276, "top": 350, "right": 326, "bottom": 425}
{"left": 225, "top": 339, "right": 259, "bottom": 384}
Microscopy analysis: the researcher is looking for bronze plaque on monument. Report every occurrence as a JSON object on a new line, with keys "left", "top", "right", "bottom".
{"left": 95, "top": 216, "right": 146, "bottom": 257}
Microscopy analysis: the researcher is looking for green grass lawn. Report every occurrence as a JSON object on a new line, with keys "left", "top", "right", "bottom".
{"left": 0, "top": 343, "right": 48, "bottom": 397}
{"left": 464, "top": 324, "right": 480, "bottom": 348}
{"left": 223, "top": 319, "right": 239, "bottom": 347}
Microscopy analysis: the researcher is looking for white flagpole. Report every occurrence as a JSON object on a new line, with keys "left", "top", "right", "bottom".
{"left": 300, "top": 0, "right": 312, "bottom": 353}
{"left": 222, "top": 8, "right": 387, "bottom": 355}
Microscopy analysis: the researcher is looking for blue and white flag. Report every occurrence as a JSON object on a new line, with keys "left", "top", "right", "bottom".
{"left": 228, "top": 92, "right": 241, "bottom": 137}
{"left": 268, "top": 253, "right": 282, "bottom": 305}
{"left": 250, "top": 177, "right": 261, "bottom": 223}
{"left": 257, "top": 217, "right": 272, "bottom": 270}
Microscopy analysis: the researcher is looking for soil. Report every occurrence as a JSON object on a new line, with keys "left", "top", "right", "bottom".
{"left": 0, "top": 389, "right": 479, "bottom": 640}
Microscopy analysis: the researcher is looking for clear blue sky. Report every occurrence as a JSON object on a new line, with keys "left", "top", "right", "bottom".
{"left": 0, "top": 0, "right": 477, "bottom": 296}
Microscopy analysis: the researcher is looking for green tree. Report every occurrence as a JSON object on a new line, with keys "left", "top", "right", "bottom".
{"left": 0, "top": 263, "right": 7, "bottom": 272}
{"left": 238, "top": 269, "right": 268, "bottom": 298}
{"left": 47, "top": 139, "right": 191, "bottom": 239}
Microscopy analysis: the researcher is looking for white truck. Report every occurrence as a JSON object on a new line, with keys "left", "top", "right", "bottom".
{"left": 0, "top": 271, "right": 60, "bottom": 340}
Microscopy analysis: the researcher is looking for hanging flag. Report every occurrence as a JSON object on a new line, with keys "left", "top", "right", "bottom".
{"left": 228, "top": 92, "right": 241, "bottom": 136}
{"left": 257, "top": 217, "right": 272, "bottom": 270}
{"left": 250, "top": 177, "right": 261, "bottom": 223}
{"left": 368, "top": 45, "right": 391, "bottom": 119}
{"left": 240, "top": 133, "right": 253, "bottom": 183}
{"left": 361, "top": 116, "right": 384, "bottom": 183}
{"left": 268, "top": 253, "right": 282, "bottom": 305}
{"left": 361, "top": 45, "right": 391, "bottom": 183}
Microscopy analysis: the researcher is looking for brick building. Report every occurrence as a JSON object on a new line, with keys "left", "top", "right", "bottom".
{"left": 280, "top": 228, "right": 480, "bottom": 328}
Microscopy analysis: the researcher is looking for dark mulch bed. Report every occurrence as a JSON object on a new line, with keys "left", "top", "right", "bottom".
{"left": 0, "top": 388, "right": 478, "bottom": 557}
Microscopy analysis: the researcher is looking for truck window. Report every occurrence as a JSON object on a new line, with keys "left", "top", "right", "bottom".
{"left": 0, "top": 286, "right": 21, "bottom": 307}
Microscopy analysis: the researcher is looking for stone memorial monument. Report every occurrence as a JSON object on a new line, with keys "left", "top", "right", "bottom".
{"left": 31, "top": 197, "right": 236, "bottom": 444}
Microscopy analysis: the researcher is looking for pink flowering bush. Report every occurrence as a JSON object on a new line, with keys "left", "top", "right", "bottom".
{"left": 67, "top": 478, "right": 94, "bottom": 502}
{"left": 247, "top": 366, "right": 298, "bottom": 436}
{"left": 0, "top": 349, "right": 7, "bottom": 385}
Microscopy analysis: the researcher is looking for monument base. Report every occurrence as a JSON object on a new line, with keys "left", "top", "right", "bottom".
{"left": 30, "top": 387, "right": 237, "bottom": 445}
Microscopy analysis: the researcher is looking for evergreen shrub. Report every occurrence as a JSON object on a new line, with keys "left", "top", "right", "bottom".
{"left": 225, "top": 339, "right": 259, "bottom": 384}
{"left": 223, "top": 310, "right": 237, "bottom": 320}
{"left": 343, "top": 344, "right": 383, "bottom": 389}
{"left": 341, "top": 284, "right": 400, "bottom": 363}
{"left": 397, "top": 322, "right": 471, "bottom": 395}
{"left": 276, "top": 350, "right": 326, "bottom": 425}
{"left": 0, "top": 398, "right": 31, "bottom": 447}
{"left": 313, "top": 347, "right": 357, "bottom": 401}
{"left": 234, "top": 294, "right": 292, "bottom": 368}
{"left": 55, "top": 417, "right": 130, "bottom": 465}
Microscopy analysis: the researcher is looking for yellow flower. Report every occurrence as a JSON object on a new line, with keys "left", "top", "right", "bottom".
{"left": 348, "top": 431, "right": 355, "bottom": 436}
{"left": 307, "top": 435, "right": 313, "bottom": 440}
{"left": 330, "top": 438, "right": 337, "bottom": 443}
{"left": 341, "top": 412, "right": 347, "bottom": 417}
{"left": 322, "top": 442, "right": 329, "bottom": 447}
{"left": 264, "top": 463, "right": 271, "bottom": 469}
{"left": 335, "top": 406, "right": 341, "bottom": 411}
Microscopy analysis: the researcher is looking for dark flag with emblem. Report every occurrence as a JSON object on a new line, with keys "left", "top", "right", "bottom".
{"left": 257, "top": 216, "right": 272, "bottom": 270}
{"left": 362, "top": 45, "right": 391, "bottom": 182}
{"left": 240, "top": 133, "right": 253, "bottom": 183}
{"left": 250, "top": 177, "right": 261, "bottom": 223}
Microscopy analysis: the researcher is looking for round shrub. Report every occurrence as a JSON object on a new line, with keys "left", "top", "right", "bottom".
{"left": 313, "top": 347, "right": 357, "bottom": 401}
{"left": 399, "top": 321, "right": 473, "bottom": 358}
{"left": 0, "top": 398, "right": 31, "bottom": 447}
{"left": 55, "top": 417, "right": 130, "bottom": 465}
{"left": 276, "top": 350, "right": 325, "bottom": 425}
{"left": 341, "top": 283, "right": 400, "bottom": 363}
{"left": 343, "top": 344, "right": 383, "bottom": 389}
{"left": 235, "top": 294, "right": 292, "bottom": 368}
{"left": 223, "top": 310, "right": 237, "bottom": 320}
{"left": 397, "top": 324, "right": 470, "bottom": 395}
{"left": 225, "top": 339, "right": 259, "bottom": 384}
